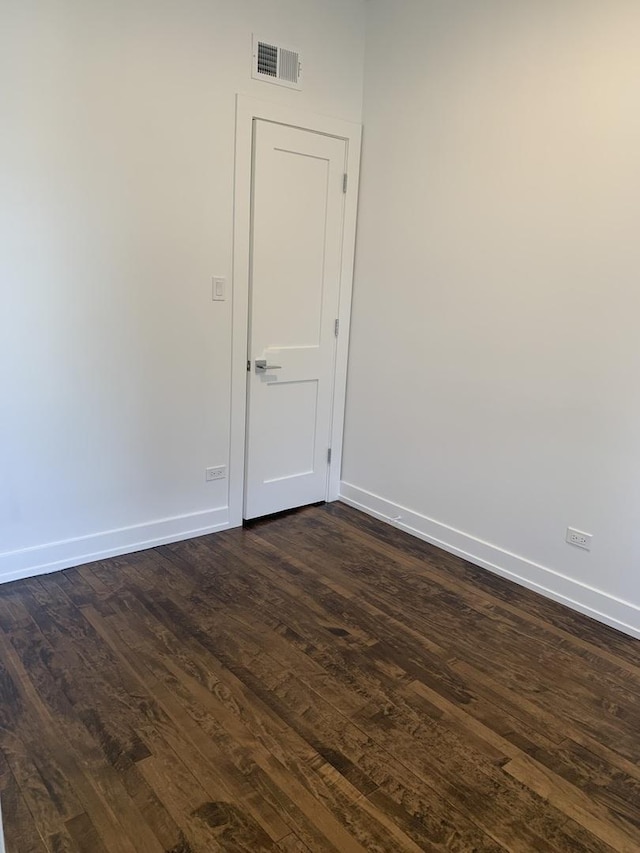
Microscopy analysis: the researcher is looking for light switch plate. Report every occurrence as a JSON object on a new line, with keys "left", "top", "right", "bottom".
{"left": 212, "top": 277, "right": 226, "bottom": 301}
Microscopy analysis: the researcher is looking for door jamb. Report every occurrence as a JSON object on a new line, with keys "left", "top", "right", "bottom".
{"left": 229, "top": 95, "right": 362, "bottom": 527}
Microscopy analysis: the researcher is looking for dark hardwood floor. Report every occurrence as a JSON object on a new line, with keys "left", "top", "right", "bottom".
{"left": 0, "top": 502, "right": 639, "bottom": 852}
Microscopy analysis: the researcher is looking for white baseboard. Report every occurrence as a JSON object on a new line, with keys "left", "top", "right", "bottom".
{"left": 339, "top": 482, "right": 640, "bottom": 641}
{"left": 0, "top": 507, "right": 231, "bottom": 585}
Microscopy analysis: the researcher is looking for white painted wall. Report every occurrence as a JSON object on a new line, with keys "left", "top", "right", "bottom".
{"left": 343, "top": 0, "right": 640, "bottom": 637}
{"left": 0, "top": 0, "right": 365, "bottom": 580}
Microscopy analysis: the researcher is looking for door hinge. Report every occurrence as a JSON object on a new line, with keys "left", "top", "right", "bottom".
{"left": 343, "top": 173, "right": 348, "bottom": 193}
{"left": 334, "top": 318, "right": 340, "bottom": 337}
{"left": 247, "top": 359, "right": 251, "bottom": 371}
{"left": 327, "top": 448, "right": 332, "bottom": 464}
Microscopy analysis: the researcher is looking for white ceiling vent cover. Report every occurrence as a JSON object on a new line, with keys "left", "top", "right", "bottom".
{"left": 252, "top": 36, "right": 302, "bottom": 90}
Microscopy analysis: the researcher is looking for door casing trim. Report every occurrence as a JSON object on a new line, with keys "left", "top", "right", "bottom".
{"left": 230, "top": 95, "right": 362, "bottom": 525}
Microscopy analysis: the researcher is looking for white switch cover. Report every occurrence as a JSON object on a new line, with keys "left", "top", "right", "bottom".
{"left": 212, "top": 277, "right": 226, "bottom": 301}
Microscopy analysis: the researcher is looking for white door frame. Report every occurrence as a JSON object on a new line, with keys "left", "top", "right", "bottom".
{"left": 229, "top": 95, "right": 362, "bottom": 527}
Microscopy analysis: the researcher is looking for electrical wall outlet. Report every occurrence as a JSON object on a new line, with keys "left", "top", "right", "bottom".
{"left": 206, "top": 465, "right": 227, "bottom": 482}
{"left": 566, "top": 527, "right": 592, "bottom": 551}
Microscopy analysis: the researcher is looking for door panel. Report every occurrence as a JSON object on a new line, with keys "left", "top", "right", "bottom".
{"left": 260, "top": 379, "right": 318, "bottom": 483}
{"left": 244, "top": 120, "right": 347, "bottom": 519}
{"left": 256, "top": 150, "right": 327, "bottom": 348}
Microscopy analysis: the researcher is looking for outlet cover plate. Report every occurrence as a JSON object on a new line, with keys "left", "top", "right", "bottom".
{"left": 206, "top": 465, "right": 227, "bottom": 482}
{"left": 566, "top": 527, "right": 592, "bottom": 551}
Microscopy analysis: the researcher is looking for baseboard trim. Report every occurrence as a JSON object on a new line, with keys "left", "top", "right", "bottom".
{"left": 0, "top": 507, "right": 231, "bottom": 585}
{"left": 339, "top": 482, "right": 640, "bottom": 641}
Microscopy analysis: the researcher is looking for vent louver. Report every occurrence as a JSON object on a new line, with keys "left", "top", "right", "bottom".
{"left": 278, "top": 48, "right": 299, "bottom": 84}
{"left": 252, "top": 36, "right": 302, "bottom": 90}
{"left": 257, "top": 42, "right": 278, "bottom": 78}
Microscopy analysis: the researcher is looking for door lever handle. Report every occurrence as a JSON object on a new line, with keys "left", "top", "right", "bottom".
{"left": 255, "top": 359, "right": 282, "bottom": 371}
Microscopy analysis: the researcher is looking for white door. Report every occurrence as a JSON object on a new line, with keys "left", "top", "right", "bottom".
{"left": 244, "top": 119, "right": 347, "bottom": 519}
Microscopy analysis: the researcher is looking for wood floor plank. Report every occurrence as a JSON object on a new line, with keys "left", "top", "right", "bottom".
{"left": 0, "top": 752, "right": 48, "bottom": 853}
{"left": 65, "top": 812, "right": 109, "bottom": 853}
{"left": 238, "top": 653, "right": 592, "bottom": 853}
{"left": 0, "top": 633, "right": 84, "bottom": 844}
{"left": 133, "top": 743, "right": 226, "bottom": 853}
{"left": 254, "top": 514, "right": 640, "bottom": 764}
{"left": 277, "top": 833, "right": 312, "bottom": 852}
{"left": 83, "top": 604, "right": 292, "bottom": 845}
{"left": 0, "top": 502, "right": 638, "bottom": 852}
{"left": 503, "top": 753, "right": 639, "bottom": 852}
{"left": 99, "top": 595, "right": 405, "bottom": 852}
{"left": 0, "top": 600, "right": 162, "bottom": 853}
{"left": 276, "top": 508, "right": 640, "bottom": 700}
{"left": 93, "top": 577, "right": 485, "bottom": 851}
{"left": 119, "top": 763, "right": 191, "bottom": 852}
{"left": 327, "top": 502, "right": 640, "bottom": 671}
